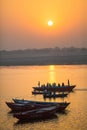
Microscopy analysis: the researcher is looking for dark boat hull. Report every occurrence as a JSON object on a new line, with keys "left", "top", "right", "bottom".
{"left": 33, "top": 85, "right": 76, "bottom": 92}
{"left": 13, "top": 106, "right": 57, "bottom": 120}
{"left": 6, "top": 102, "right": 55, "bottom": 112}
{"left": 6, "top": 100, "right": 70, "bottom": 112}
{"left": 13, "top": 99, "right": 70, "bottom": 107}
{"left": 32, "top": 91, "right": 46, "bottom": 94}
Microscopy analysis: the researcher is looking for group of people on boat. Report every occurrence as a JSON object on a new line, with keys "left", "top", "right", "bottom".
{"left": 38, "top": 80, "right": 70, "bottom": 88}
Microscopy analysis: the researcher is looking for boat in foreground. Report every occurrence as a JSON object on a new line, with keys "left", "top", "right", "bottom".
{"left": 13, "top": 106, "right": 57, "bottom": 120}
{"left": 12, "top": 99, "right": 70, "bottom": 112}
{"left": 6, "top": 102, "right": 55, "bottom": 112}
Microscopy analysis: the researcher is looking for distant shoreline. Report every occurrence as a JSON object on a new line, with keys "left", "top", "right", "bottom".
{"left": 0, "top": 63, "right": 87, "bottom": 67}
{"left": 0, "top": 47, "right": 87, "bottom": 66}
{"left": 0, "top": 55, "right": 87, "bottom": 66}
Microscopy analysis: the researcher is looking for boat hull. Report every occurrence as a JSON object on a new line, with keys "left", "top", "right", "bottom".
{"left": 13, "top": 106, "right": 57, "bottom": 120}
{"left": 6, "top": 102, "right": 55, "bottom": 112}
{"left": 12, "top": 99, "right": 70, "bottom": 112}
{"left": 33, "top": 85, "right": 76, "bottom": 92}
{"left": 32, "top": 91, "right": 46, "bottom": 95}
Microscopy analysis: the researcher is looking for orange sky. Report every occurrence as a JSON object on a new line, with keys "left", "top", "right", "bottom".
{"left": 0, "top": 0, "right": 87, "bottom": 50}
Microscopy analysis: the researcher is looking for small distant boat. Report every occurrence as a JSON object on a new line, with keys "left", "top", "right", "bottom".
{"left": 32, "top": 91, "right": 47, "bottom": 95}
{"left": 13, "top": 106, "right": 57, "bottom": 120}
{"left": 43, "top": 93, "right": 68, "bottom": 98}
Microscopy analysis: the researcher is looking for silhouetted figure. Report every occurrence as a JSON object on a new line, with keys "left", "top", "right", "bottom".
{"left": 58, "top": 83, "right": 60, "bottom": 87}
{"left": 68, "top": 80, "right": 70, "bottom": 86}
{"left": 62, "top": 82, "right": 64, "bottom": 86}
{"left": 38, "top": 81, "right": 40, "bottom": 87}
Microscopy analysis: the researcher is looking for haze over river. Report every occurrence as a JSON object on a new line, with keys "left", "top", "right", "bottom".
{"left": 0, "top": 65, "right": 87, "bottom": 130}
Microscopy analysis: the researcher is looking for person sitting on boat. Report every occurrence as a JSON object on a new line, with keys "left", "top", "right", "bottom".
{"left": 52, "top": 82, "right": 56, "bottom": 87}
{"left": 46, "top": 83, "right": 49, "bottom": 87}
{"left": 43, "top": 84, "right": 45, "bottom": 89}
{"left": 62, "top": 82, "right": 64, "bottom": 86}
{"left": 49, "top": 83, "right": 51, "bottom": 87}
{"left": 41, "top": 84, "right": 45, "bottom": 89}
{"left": 47, "top": 83, "right": 50, "bottom": 88}
{"left": 54, "top": 83, "right": 56, "bottom": 87}
{"left": 58, "top": 83, "right": 60, "bottom": 87}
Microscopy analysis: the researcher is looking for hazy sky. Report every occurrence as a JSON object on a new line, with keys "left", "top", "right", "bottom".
{"left": 0, "top": 0, "right": 87, "bottom": 50}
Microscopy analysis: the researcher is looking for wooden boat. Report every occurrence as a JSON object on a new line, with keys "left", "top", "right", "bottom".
{"left": 6, "top": 102, "right": 55, "bottom": 112}
{"left": 33, "top": 85, "right": 76, "bottom": 92}
{"left": 13, "top": 106, "right": 57, "bottom": 120}
{"left": 33, "top": 80, "right": 76, "bottom": 92}
{"left": 13, "top": 98, "right": 69, "bottom": 106}
{"left": 12, "top": 99, "right": 70, "bottom": 112}
{"left": 43, "top": 93, "right": 68, "bottom": 98}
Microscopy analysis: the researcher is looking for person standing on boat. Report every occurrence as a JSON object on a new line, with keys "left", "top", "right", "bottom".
{"left": 38, "top": 81, "right": 40, "bottom": 87}
{"left": 62, "top": 82, "right": 64, "bottom": 86}
{"left": 68, "top": 79, "right": 70, "bottom": 86}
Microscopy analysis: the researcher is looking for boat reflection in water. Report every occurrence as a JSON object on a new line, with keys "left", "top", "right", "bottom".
{"left": 43, "top": 92, "right": 68, "bottom": 99}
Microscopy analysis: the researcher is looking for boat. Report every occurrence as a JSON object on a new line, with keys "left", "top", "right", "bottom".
{"left": 13, "top": 106, "right": 57, "bottom": 120}
{"left": 13, "top": 98, "right": 69, "bottom": 106}
{"left": 43, "top": 93, "right": 68, "bottom": 98}
{"left": 32, "top": 91, "right": 47, "bottom": 95}
{"left": 33, "top": 85, "right": 76, "bottom": 92}
{"left": 12, "top": 99, "right": 70, "bottom": 112}
{"left": 33, "top": 80, "right": 76, "bottom": 92}
{"left": 6, "top": 102, "right": 55, "bottom": 112}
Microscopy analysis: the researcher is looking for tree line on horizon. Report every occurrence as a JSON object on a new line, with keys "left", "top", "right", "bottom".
{"left": 0, "top": 47, "right": 87, "bottom": 57}
{"left": 0, "top": 47, "right": 87, "bottom": 53}
{"left": 0, "top": 47, "right": 87, "bottom": 65}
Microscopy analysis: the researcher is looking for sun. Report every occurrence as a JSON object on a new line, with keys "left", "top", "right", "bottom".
{"left": 48, "top": 20, "right": 53, "bottom": 26}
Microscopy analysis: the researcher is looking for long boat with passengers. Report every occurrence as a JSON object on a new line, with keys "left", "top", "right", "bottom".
{"left": 33, "top": 80, "right": 76, "bottom": 92}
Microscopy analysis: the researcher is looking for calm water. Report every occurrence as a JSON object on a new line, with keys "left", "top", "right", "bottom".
{"left": 0, "top": 65, "right": 87, "bottom": 130}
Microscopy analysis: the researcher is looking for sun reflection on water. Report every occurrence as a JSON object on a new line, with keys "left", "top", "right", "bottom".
{"left": 49, "top": 65, "right": 56, "bottom": 84}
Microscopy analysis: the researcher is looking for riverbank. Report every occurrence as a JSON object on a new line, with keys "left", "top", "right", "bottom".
{"left": 0, "top": 55, "right": 87, "bottom": 66}
{"left": 0, "top": 48, "right": 87, "bottom": 66}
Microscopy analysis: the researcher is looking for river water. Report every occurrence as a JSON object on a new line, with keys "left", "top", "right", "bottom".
{"left": 0, "top": 65, "right": 87, "bottom": 130}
